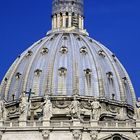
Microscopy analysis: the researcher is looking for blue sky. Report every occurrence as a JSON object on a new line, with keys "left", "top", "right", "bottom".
{"left": 0, "top": 0, "right": 139, "bottom": 98}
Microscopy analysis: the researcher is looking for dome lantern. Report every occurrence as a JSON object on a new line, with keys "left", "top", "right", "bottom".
{"left": 52, "top": 0, "right": 84, "bottom": 30}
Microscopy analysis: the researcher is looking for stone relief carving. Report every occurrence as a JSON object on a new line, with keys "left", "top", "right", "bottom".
{"left": 7, "top": 104, "right": 19, "bottom": 119}
{"left": 81, "top": 100, "right": 91, "bottom": 110}
{"left": 90, "top": 131, "right": 98, "bottom": 140}
{"left": 90, "top": 100, "right": 101, "bottom": 120}
{"left": 28, "top": 102, "right": 43, "bottom": 120}
{"left": 19, "top": 92, "right": 30, "bottom": 121}
{"left": 42, "top": 130, "right": 50, "bottom": 140}
{"left": 43, "top": 95, "right": 53, "bottom": 121}
{"left": 73, "top": 130, "right": 82, "bottom": 140}
{"left": 108, "top": 105, "right": 118, "bottom": 114}
{"left": 114, "top": 107, "right": 132, "bottom": 121}
{"left": 53, "top": 100, "right": 71, "bottom": 109}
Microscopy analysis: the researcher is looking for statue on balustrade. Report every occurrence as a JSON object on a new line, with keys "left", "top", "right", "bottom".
{"left": 0, "top": 100, "right": 4, "bottom": 120}
{"left": 19, "top": 92, "right": 30, "bottom": 121}
{"left": 43, "top": 95, "right": 53, "bottom": 121}
{"left": 136, "top": 98, "right": 140, "bottom": 119}
{"left": 90, "top": 99, "right": 101, "bottom": 121}
{"left": 70, "top": 95, "right": 81, "bottom": 121}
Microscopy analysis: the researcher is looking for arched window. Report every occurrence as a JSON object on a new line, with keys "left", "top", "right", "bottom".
{"left": 113, "top": 136, "right": 121, "bottom": 140}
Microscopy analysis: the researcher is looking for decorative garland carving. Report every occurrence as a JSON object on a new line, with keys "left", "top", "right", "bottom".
{"left": 8, "top": 106, "right": 19, "bottom": 115}
{"left": 80, "top": 101, "right": 91, "bottom": 110}
{"left": 53, "top": 100, "right": 71, "bottom": 109}
{"left": 30, "top": 102, "right": 43, "bottom": 110}
{"left": 108, "top": 105, "right": 117, "bottom": 114}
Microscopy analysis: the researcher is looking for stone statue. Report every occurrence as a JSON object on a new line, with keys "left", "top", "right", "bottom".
{"left": 136, "top": 98, "right": 140, "bottom": 119}
{"left": 70, "top": 95, "right": 81, "bottom": 120}
{"left": 90, "top": 99, "right": 101, "bottom": 121}
{"left": 72, "top": 130, "right": 82, "bottom": 140}
{"left": 43, "top": 95, "right": 53, "bottom": 121}
{"left": 90, "top": 131, "right": 98, "bottom": 140}
{"left": 19, "top": 92, "right": 30, "bottom": 121}
{"left": 0, "top": 100, "right": 4, "bottom": 120}
{"left": 0, "top": 131, "right": 3, "bottom": 140}
{"left": 42, "top": 130, "right": 50, "bottom": 140}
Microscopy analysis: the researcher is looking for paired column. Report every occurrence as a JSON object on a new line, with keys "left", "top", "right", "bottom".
{"left": 62, "top": 13, "right": 66, "bottom": 28}
{"left": 52, "top": 13, "right": 84, "bottom": 30}
{"left": 52, "top": 15, "right": 57, "bottom": 29}
{"left": 68, "top": 13, "right": 72, "bottom": 28}
{"left": 57, "top": 14, "right": 61, "bottom": 28}
{"left": 81, "top": 16, "right": 84, "bottom": 30}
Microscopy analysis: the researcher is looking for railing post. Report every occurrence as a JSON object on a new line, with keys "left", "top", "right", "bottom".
{"left": 90, "top": 120, "right": 98, "bottom": 127}
{"left": 19, "top": 121, "right": 27, "bottom": 127}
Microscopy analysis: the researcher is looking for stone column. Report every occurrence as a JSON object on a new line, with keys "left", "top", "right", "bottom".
{"left": 68, "top": 13, "right": 72, "bottom": 28}
{"left": 62, "top": 13, "right": 66, "bottom": 28}
{"left": 57, "top": 14, "right": 61, "bottom": 28}
{"left": 81, "top": 16, "right": 84, "bottom": 29}
{"left": 53, "top": 15, "right": 57, "bottom": 29}
{"left": 79, "top": 15, "right": 82, "bottom": 29}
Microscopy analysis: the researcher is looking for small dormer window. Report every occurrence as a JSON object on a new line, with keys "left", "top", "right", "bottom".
{"left": 112, "top": 93, "right": 115, "bottom": 100}
{"left": 122, "top": 77, "right": 127, "bottom": 84}
{"left": 26, "top": 50, "right": 33, "bottom": 57}
{"left": 98, "top": 50, "right": 106, "bottom": 57}
{"left": 11, "top": 93, "right": 15, "bottom": 101}
{"left": 71, "top": 1, "right": 75, "bottom": 5}
{"left": 41, "top": 47, "right": 49, "bottom": 55}
{"left": 112, "top": 54, "right": 117, "bottom": 62}
{"left": 106, "top": 72, "right": 113, "bottom": 79}
{"left": 58, "top": 67, "right": 67, "bottom": 76}
{"left": 63, "top": 36, "right": 68, "bottom": 40}
{"left": 80, "top": 46, "right": 88, "bottom": 54}
{"left": 34, "top": 69, "right": 42, "bottom": 76}
{"left": 77, "top": 37, "right": 81, "bottom": 41}
{"left": 89, "top": 39, "right": 93, "bottom": 43}
{"left": 84, "top": 68, "right": 92, "bottom": 75}
{"left": 59, "top": 46, "right": 68, "bottom": 54}
{"left": 113, "top": 136, "right": 121, "bottom": 140}
{"left": 37, "top": 39, "right": 43, "bottom": 44}
{"left": 50, "top": 37, "right": 54, "bottom": 41}
{"left": 4, "top": 77, "right": 8, "bottom": 84}
{"left": 15, "top": 72, "right": 22, "bottom": 79}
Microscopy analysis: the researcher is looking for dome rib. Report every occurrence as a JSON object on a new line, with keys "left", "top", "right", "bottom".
{"left": 0, "top": 32, "right": 136, "bottom": 107}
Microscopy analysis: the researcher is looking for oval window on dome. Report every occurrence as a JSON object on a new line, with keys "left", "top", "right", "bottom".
{"left": 58, "top": 67, "right": 67, "bottom": 76}
{"left": 26, "top": 50, "right": 33, "bottom": 57}
{"left": 59, "top": 46, "right": 68, "bottom": 54}
{"left": 80, "top": 46, "right": 88, "bottom": 54}
{"left": 98, "top": 50, "right": 106, "bottom": 57}
{"left": 41, "top": 47, "right": 49, "bottom": 55}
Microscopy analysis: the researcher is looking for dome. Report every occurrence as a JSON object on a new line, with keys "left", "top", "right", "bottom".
{"left": 0, "top": 31, "right": 136, "bottom": 106}
{"left": 0, "top": 1, "right": 140, "bottom": 140}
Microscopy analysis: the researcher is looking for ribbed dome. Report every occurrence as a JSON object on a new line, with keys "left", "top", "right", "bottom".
{"left": 0, "top": 31, "right": 136, "bottom": 106}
